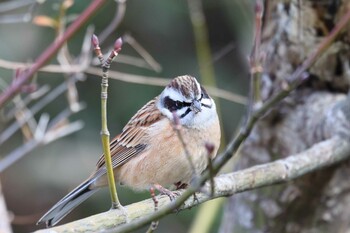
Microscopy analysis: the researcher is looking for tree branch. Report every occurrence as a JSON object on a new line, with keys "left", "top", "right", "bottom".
{"left": 0, "top": 59, "right": 247, "bottom": 104}
{"left": 34, "top": 137, "right": 350, "bottom": 233}
{"left": 0, "top": 0, "right": 108, "bottom": 108}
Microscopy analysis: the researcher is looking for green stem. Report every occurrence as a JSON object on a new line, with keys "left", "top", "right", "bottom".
{"left": 187, "top": 0, "right": 216, "bottom": 87}
{"left": 101, "top": 71, "right": 120, "bottom": 208}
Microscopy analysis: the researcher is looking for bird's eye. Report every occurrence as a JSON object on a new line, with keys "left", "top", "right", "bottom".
{"left": 200, "top": 86, "right": 209, "bottom": 99}
{"left": 199, "top": 93, "right": 204, "bottom": 101}
{"left": 199, "top": 86, "right": 212, "bottom": 109}
{"left": 176, "top": 101, "right": 184, "bottom": 108}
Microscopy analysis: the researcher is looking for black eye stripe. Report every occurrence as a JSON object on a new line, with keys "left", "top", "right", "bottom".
{"left": 163, "top": 96, "right": 191, "bottom": 112}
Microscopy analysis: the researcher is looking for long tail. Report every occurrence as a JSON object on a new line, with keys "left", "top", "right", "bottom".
{"left": 37, "top": 178, "right": 99, "bottom": 227}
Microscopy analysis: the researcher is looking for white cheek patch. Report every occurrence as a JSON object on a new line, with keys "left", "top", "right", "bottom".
{"left": 176, "top": 107, "right": 188, "bottom": 116}
{"left": 201, "top": 98, "right": 212, "bottom": 108}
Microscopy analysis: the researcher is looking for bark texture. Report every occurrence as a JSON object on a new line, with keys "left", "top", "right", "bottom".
{"left": 220, "top": 1, "right": 350, "bottom": 232}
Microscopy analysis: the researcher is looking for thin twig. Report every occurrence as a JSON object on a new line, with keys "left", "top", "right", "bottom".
{"left": 98, "top": 0, "right": 127, "bottom": 44}
{"left": 0, "top": 59, "right": 248, "bottom": 104}
{"left": 123, "top": 34, "right": 162, "bottom": 72}
{"left": 12, "top": 95, "right": 37, "bottom": 141}
{"left": 47, "top": 102, "right": 86, "bottom": 129}
{"left": 187, "top": 0, "right": 216, "bottom": 86}
{"left": 0, "top": 79, "right": 78, "bottom": 145}
{"left": 92, "top": 54, "right": 160, "bottom": 71}
{"left": 171, "top": 112, "right": 197, "bottom": 176}
{"left": 33, "top": 113, "right": 50, "bottom": 141}
{"left": 43, "top": 120, "right": 84, "bottom": 144}
{"left": 0, "top": 104, "right": 85, "bottom": 172}
{"left": 204, "top": 143, "right": 215, "bottom": 197}
{"left": 92, "top": 35, "right": 122, "bottom": 208}
{"left": 0, "top": 0, "right": 108, "bottom": 108}
{"left": 2, "top": 85, "right": 50, "bottom": 121}
{"left": 0, "top": 121, "right": 84, "bottom": 173}
{"left": 211, "top": 42, "right": 235, "bottom": 63}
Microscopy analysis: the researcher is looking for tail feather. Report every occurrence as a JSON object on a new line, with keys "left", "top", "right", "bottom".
{"left": 37, "top": 179, "right": 99, "bottom": 227}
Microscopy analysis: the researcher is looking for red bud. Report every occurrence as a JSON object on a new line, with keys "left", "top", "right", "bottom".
{"left": 91, "top": 34, "right": 99, "bottom": 48}
{"left": 114, "top": 37, "right": 123, "bottom": 53}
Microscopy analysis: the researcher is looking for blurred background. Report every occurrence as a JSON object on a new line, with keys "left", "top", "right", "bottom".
{"left": 0, "top": 0, "right": 253, "bottom": 232}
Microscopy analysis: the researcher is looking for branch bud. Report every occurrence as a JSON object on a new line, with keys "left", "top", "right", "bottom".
{"left": 91, "top": 34, "right": 100, "bottom": 49}
{"left": 114, "top": 37, "right": 123, "bottom": 53}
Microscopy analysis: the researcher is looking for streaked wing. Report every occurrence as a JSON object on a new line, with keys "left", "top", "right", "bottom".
{"left": 95, "top": 98, "right": 163, "bottom": 172}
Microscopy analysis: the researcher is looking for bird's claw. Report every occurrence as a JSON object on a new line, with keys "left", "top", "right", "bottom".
{"left": 153, "top": 184, "right": 180, "bottom": 201}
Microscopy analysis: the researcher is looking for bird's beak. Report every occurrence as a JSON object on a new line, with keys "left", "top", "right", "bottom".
{"left": 191, "top": 99, "right": 202, "bottom": 113}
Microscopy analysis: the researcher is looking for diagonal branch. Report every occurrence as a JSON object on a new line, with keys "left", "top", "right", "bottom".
{"left": 0, "top": 0, "right": 108, "bottom": 108}
{"left": 33, "top": 137, "right": 350, "bottom": 233}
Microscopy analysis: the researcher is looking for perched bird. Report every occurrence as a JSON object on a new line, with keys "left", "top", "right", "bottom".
{"left": 38, "top": 75, "right": 221, "bottom": 227}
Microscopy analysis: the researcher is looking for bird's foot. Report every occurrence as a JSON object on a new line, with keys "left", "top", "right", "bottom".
{"left": 153, "top": 183, "right": 179, "bottom": 201}
{"left": 192, "top": 192, "right": 199, "bottom": 205}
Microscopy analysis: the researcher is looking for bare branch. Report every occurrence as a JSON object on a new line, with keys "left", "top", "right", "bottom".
{"left": 88, "top": 68, "right": 247, "bottom": 104}
{"left": 2, "top": 85, "right": 50, "bottom": 121}
{"left": 0, "top": 103, "right": 85, "bottom": 173}
{"left": 98, "top": 0, "right": 127, "bottom": 44}
{"left": 43, "top": 120, "right": 84, "bottom": 144}
{"left": 123, "top": 34, "right": 162, "bottom": 72}
{"left": 0, "top": 0, "right": 108, "bottom": 108}
{"left": 0, "top": 59, "right": 247, "bottom": 104}
{"left": 33, "top": 137, "right": 350, "bottom": 233}
{"left": 0, "top": 79, "right": 78, "bottom": 145}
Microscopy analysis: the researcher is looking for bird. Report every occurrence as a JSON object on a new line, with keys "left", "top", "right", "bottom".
{"left": 37, "top": 75, "right": 221, "bottom": 227}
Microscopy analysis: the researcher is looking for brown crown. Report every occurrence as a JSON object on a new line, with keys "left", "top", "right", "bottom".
{"left": 168, "top": 75, "right": 200, "bottom": 99}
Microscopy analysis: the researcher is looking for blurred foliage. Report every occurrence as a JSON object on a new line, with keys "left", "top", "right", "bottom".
{"left": 0, "top": 0, "right": 253, "bottom": 232}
